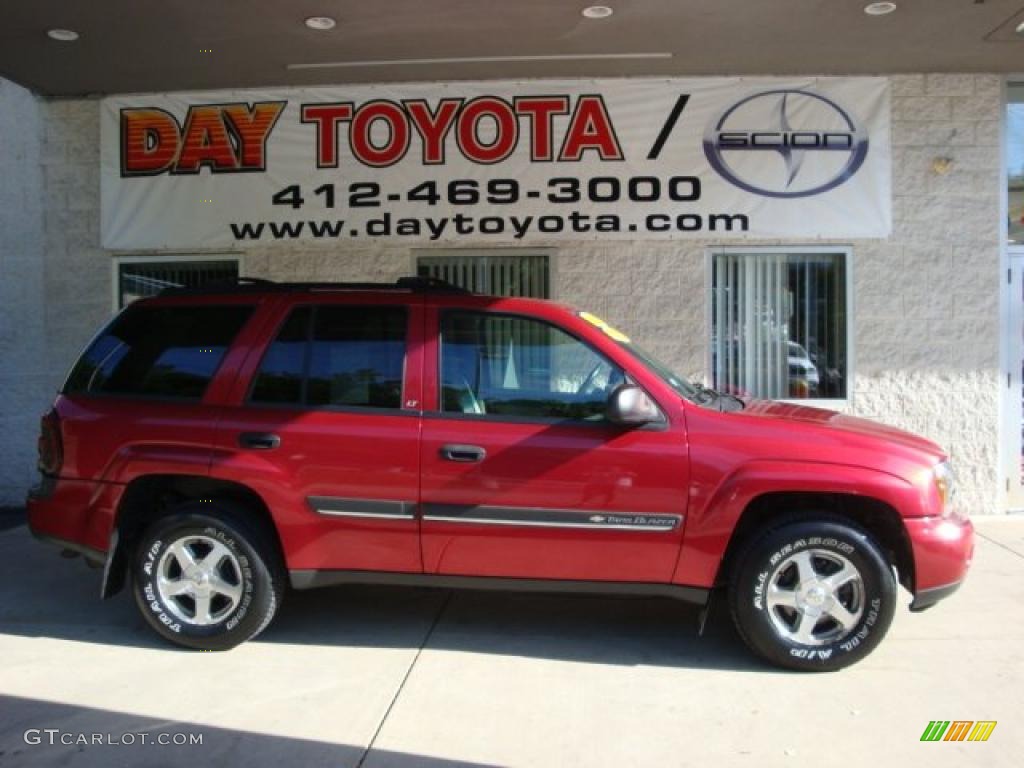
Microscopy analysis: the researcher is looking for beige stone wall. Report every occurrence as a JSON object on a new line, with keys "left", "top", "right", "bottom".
{"left": 42, "top": 100, "right": 106, "bottom": 385}
{"left": 0, "top": 74, "right": 1007, "bottom": 512}
{"left": 0, "top": 79, "right": 47, "bottom": 502}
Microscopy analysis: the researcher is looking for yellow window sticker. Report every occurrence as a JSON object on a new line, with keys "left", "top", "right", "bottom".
{"left": 578, "top": 311, "right": 631, "bottom": 343}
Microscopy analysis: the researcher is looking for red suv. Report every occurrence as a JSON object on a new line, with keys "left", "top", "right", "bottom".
{"left": 28, "top": 277, "right": 973, "bottom": 670}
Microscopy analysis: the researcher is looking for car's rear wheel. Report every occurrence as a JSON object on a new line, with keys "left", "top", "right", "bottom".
{"left": 131, "top": 502, "right": 284, "bottom": 650}
{"left": 728, "top": 517, "right": 897, "bottom": 671}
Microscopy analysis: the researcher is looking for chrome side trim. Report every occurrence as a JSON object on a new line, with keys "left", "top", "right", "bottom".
{"left": 421, "top": 504, "right": 682, "bottom": 532}
{"left": 308, "top": 497, "right": 416, "bottom": 520}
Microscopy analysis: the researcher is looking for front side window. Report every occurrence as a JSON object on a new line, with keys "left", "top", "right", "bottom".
{"left": 249, "top": 306, "right": 407, "bottom": 410}
{"left": 65, "top": 305, "right": 253, "bottom": 399}
{"left": 711, "top": 250, "right": 849, "bottom": 400}
{"left": 440, "top": 312, "right": 624, "bottom": 421}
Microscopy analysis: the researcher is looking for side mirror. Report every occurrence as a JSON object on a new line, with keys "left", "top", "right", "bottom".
{"left": 606, "top": 385, "right": 662, "bottom": 426}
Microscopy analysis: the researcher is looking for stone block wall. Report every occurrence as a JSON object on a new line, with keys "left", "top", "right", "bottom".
{"left": 0, "top": 79, "right": 47, "bottom": 503}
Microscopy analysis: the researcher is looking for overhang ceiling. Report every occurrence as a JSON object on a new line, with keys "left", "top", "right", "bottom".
{"left": 1, "top": 0, "right": 1023, "bottom": 98}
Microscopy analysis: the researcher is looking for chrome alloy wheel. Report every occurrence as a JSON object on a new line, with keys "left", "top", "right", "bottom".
{"left": 765, "top": 548, "right": 865, "bottom": 646}
{"left": 156, "top": 535, "right": 243, "bottom": 626}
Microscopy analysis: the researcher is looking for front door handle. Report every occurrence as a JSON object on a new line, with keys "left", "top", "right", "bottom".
{"left": 239, "top": 432, "right": 281, "bottom": 450}
{"left": 440, "top": 444, "right": 486, "bottom": 462}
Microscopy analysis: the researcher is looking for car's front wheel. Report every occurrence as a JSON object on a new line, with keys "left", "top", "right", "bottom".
{"left": 729, "top": 518, "right": 897, "bottom": 671}
{"left": 131, "top": 502, "right": 284, "bottom": 650}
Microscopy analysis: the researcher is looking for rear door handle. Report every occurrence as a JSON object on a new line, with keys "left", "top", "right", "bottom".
{"left": 440, "top": 444, "right": 486, "bottom": 462}
{"left": 239, "top": 432, "right": 281, "bottom": 450}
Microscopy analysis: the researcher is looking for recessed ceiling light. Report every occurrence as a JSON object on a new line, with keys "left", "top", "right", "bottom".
{"left": 1016, "top": 19, "right": 1024, "bottom": 34}
{"left": 582, "top": 6, "right": 614, "bottom": 19}
{"left": 304, "top": 16, "right": 337, "bottom": 31}
{"left": 46, "top": 28, "right": 79, "bottom": 42}
{"left": 864, "top": 2, "right": 897, "bottom": 15}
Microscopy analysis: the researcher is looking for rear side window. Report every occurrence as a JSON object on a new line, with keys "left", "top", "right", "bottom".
{"left": 65, "top": 305, "right": 253, "bottom": 400}
{"left": 248, "top": 308, "right": 310, "bottom": 404}
{"left": 249, "top": 305, "right": 407, "bottom": 410}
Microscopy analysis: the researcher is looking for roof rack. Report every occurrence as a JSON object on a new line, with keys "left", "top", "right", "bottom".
{"left": 158, "top": 275, "right": 471, "bottom": 297}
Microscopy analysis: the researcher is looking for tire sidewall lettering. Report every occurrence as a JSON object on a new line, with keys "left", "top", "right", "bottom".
{"left": 138, "top": 524, "right": 252, "bottom": 636}
{"left": 752, "top": 534, "right": 875, "bottom": 658}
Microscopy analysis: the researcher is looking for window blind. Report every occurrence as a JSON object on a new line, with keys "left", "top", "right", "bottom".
{"left": 711, "top": 252, "right": 846, "bottom": 400}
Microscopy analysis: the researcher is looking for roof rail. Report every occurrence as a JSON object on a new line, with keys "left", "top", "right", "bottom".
{"left": 158, "top": 275, "right": 471, "bottom": 297}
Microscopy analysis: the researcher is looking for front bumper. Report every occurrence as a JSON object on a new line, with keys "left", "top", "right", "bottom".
{"left": 904, "top": 512, "right": 974, "bottom": 611}
{"left": 909, "top": 580, "right": 964, "bottom": 612}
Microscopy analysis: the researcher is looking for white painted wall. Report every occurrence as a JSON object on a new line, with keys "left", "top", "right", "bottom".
{"left": 0, "top": 74, "right": 1007, "bottom": 513}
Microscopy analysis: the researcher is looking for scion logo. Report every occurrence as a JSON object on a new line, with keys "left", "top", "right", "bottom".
{"left": 703, "top": 89, "right": 869, "bottom": 199}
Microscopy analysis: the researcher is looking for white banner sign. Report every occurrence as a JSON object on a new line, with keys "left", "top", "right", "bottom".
{"left": 100, "top": 77, "right": 891, "bottom": 249}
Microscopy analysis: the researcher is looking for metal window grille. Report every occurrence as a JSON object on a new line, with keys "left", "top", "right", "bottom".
{"left": 117, "top": 260, "right": 239, "bottom": 307}
{"left": 415, "top": 253, "right": 550, "bottom": 298}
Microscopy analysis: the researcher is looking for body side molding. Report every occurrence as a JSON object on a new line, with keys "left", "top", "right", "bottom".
{"left": 307, "top": 497, "right": 416, "bottom": 519}
{"left": 421, "top": 503, "right": 682, "bottom": 532}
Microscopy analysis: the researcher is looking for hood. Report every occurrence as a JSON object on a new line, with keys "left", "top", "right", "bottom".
{"left": 739, "top": 399, "right": 945, "bottom": 460}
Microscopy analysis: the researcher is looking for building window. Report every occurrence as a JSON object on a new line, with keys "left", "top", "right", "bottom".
{"left": 710, "top": 249, "right": 850, "bottom": 401}
{"left": 1009, "top": 82, "right": 1024, "bottom": 245}
{"left": 416, "top": 251, "right": 550, "bottom": 298}
{"left": 115, "top": 258, "right": 239, "bottom": 308}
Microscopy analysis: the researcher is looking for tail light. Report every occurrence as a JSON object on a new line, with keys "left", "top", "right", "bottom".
{"left": 37, "top": 408, "right": 63, "bottom": 476}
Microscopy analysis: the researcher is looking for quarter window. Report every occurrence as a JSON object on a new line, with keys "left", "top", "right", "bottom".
{"left": 65, "top": 305, "right": 253, "bottom": 399}
{"left": 440, "top": 312, "right": 624, "bottom": 421}
{"left": 710, "top": 250, "right": 849, "bottom": 400}
{"left": 249, "top": 306, "right": 407, "bottom": 410}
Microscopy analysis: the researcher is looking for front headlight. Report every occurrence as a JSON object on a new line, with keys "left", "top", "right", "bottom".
{"left": 933, "top": 461, "right": 957, "bottom": 517}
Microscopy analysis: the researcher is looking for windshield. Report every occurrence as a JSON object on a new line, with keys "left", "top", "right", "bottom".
{"left": 575, "top": 311, "right": 702, "bottom": 401}
{"left": 620, "top": 342, "right": 700, "bottom": 400}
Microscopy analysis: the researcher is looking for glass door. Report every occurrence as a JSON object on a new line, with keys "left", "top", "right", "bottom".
{"left": 1004, "top": 83, "right": 1024, "bottom": 510}
{"left": 1007, "top": 255, "right": 1024, "bottom": 510}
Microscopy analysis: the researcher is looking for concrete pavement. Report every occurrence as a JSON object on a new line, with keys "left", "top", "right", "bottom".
{"left": 1, "top": 517, "right": 1021, "bottom": 767}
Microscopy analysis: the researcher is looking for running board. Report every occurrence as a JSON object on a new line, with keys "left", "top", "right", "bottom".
{"left": 289, "top": 569, "right": 710, "bottom": 605}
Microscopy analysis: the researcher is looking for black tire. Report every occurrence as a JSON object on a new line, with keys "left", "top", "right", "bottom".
{"left": 131, "top": 501, "right": 284, "bottom": 650}
{"left": 728, "top": 517, "right": 897, "bottom": 672}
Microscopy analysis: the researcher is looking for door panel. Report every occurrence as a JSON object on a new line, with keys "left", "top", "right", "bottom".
{"left": 419, "top": 305, "right": 689, "bottom": 582}
{"left": 420, "top": 418, "right": 688, "bottom": 581}
{"left": 213, "top": 407, "right": 422, "bottom": 572}
{"left": 212, "top": 296, "right": 425, "bottom": 573}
